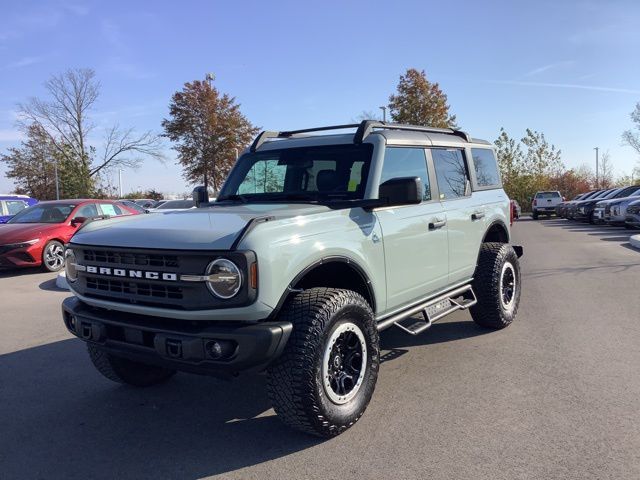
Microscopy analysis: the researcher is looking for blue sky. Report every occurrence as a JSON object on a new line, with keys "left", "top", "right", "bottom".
{"left": 1, "top": 0, "right": 640, "bottom": 195}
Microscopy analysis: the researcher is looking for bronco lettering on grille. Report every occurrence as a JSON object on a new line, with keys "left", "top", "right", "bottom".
{"left": 83, "top": 265, "right": 178, "bottom": 281}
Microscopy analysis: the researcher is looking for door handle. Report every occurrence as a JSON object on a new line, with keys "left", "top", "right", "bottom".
{"left": 471, "top": 211, "right": 485, "bottom": 221}
{"left": 428, "top": 219, "right": 447, "bottom": 230}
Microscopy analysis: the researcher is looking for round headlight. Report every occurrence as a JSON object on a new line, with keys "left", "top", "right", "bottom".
{"left": 65, "top": 249, "right": 78, "bottom": 282}
{"left": 205, "top": 259, "right": 242, "bottom": 299}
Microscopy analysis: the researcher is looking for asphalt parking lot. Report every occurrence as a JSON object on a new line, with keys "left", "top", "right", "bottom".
{"left": 1, "top": 218, "right": 639, "bottom": 480}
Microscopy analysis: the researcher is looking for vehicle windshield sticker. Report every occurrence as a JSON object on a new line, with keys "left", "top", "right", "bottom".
{"left": 101, "top": 204, "right": 117, "bottom": 216}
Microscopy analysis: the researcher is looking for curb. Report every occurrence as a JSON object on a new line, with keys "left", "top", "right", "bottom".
{"left": 56, "top": 271, "right": 70, "bottom": 290}
{"left": 631, "top": 234, "right": 640, "bottom": 250}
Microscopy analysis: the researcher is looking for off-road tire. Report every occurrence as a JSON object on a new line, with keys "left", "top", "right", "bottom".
{"left": 87, "top": 344, "right": 176, "bottom": 387}
{"left": 266, "top": 288, "right": 379, "bottom": 438}
{"left": 470, "top": 242, "right": 521, "bottom": 329}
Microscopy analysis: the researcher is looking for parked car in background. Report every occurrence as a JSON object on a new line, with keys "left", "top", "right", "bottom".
{"left": 593, "top": 186, "right": 640, "bottom": 224}
{"left": 625, "top": 199, "right": 640, "bottom": 229}
{"left": 118, "top": 200, "right": 147, "bottom": 214}
{"left": 149, "top": 199, "right": 168, "bottom": 209}
{"left": 146, "top": 199, "right": 195, "bottom": 212}
{"left": 567, "top": 189, "right": 612, "bottom": 220}
{"left": 133, "top": 199, "right": 156, "bottom": 209}
{"left": 574, "top": 186, "right": 639, "bottom": 224}
{"left": 557, "top": 193, "right": 588, "bottom": 218}
{"left": 532, "top": 191, "right": 563, "bottom": 219}
{"left": 510, "top": 199, "right": 521, "bottom": 221}
{"left": 605, "top": 188, "right": 640, "bottom": 227}
{"left": 0, "top": 200, "right": 139, "bottom": 271}
{"left": 0, "top": 194, "right": 38, "bottom": 223}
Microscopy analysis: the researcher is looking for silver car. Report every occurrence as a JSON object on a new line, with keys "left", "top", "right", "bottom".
{"left": 593, "top": 186, "right": 640, "bottom": 224}
{"left": 604, "top": 187, "right": 640, "bottom": 226}
{"left": 625, "top": 199, "right": 640, "bottom": 229}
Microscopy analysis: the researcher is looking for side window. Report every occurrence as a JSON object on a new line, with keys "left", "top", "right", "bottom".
{"left": 99, "top": 203, "right": 121, "bottom": 216}
{"left": 471, "top": 148, "right": 501, "bottom": 188}
{"left": 75, "top": 204, "right": 99, "bottom": 218}
{"left": 380, "top": 147, "right": 431, "bottom": 201}
{"left": 6, "top": 201, "right": 28, "bottom": 215}
{"left": 431, "top": 149, "right": 469, "bottom": 200}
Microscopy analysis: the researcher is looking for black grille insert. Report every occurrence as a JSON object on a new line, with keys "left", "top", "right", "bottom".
{"left": 83, "top": 249, "right": 179, "bottom": 268}
{"left": 86, "top": 276, "right": 183, "bottom": 300}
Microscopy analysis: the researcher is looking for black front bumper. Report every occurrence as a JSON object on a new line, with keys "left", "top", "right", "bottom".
{"left": 62, "top": 297, "right": 292, "bottom": 377}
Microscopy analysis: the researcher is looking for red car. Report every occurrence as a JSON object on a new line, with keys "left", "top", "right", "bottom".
{"left": 0, "top": 199, "right": 140, "bottom": 272}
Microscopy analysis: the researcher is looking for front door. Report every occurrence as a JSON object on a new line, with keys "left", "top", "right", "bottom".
{"left": 374, "top": 147, "right": 449, "bottom": 312}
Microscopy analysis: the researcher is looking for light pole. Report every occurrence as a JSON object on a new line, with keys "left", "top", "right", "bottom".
{"left": 594, "top": 147, "right": 599, "bottom": 189}
{"left": 379, "top": 106, "right": 387, "bottom": 122}
{"left": 118, "top": 169, "right": 123, "bottom": 198}
{"left": 54, "top": 160, "right": 60, "bottom": 200}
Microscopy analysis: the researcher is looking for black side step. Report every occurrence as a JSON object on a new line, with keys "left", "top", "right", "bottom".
{"left": 379, "top": 285, "right": 477, "bottom": 336}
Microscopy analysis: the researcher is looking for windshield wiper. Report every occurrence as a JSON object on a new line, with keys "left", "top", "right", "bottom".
{"left": 262, "top": 193, "right": 320, "bottom": 202}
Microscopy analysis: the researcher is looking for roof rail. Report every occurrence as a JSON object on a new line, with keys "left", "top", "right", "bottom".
{"left": 354, "top": 120, "right": 471, "bottom": 143}
{"left": 249, "top": 120, "right": 470, "bottom": 152}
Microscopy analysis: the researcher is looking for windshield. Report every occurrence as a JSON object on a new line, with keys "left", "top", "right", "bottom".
{"left": 218, "top": 144, "right": 373, "bottom": 203}
{"left": 8, "top": 203, "right": 76, "bottom": 224}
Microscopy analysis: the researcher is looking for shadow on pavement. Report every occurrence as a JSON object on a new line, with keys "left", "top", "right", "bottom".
{"left": 39, "top": 277, "right": 67, "bottom": 291}
{"left": 0, "top": 339, "right": 321, "bottom": 479}
{"left": 0, "top": 319, "right": 492, "bottom": 478}
{"left": 0, "top": 267, "right": 48, "bottom": 279}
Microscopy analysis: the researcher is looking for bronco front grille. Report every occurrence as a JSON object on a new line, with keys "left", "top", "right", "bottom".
{"left": 86, "top": 277, "right": 183, "bottom": 299}
{"left": 82, "top": 249, "right": 179, "bottom": 268}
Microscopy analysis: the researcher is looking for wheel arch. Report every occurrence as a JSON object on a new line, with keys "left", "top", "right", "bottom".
{"left": 270, "top": 256, "right": 376, "bottom": 318}
{"left": 482, "top": 220, "right": 510, "bottom": 244}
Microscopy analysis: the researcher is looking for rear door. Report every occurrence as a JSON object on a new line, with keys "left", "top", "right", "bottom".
{"left": 375, "top": 147, "right": 449, "bottom": 310}
{"left": 430, "top": 148, "right": 484, "bottom": 284}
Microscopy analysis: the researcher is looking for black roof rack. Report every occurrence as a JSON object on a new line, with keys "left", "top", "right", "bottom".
{"left": 249, "top": 120, "right": 470, "bottom": 152}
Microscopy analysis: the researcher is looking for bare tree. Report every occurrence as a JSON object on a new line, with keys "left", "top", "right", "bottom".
{"left": 17, "top": 68, "right": 164, "bottom": 194}
{"left": 599, "top": 151, "right": 615, "bottom": 188}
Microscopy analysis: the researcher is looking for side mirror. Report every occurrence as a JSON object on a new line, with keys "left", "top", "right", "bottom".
{"left": 378, "top": 177, "right": 423, "bottom": 207}
{"left": 193, "top": 186, "right": 209, "bottom": 208}
{"left": 71, "top": 216, "right": 87, "bottom": 227}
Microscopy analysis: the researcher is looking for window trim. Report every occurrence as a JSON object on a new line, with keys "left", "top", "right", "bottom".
{"left": 468, "top": 146, "right": 502, "bottom": 192}
{"left": 428, "top": 147, "right": 472, "bottom": 202}
{"left": 375, "top": 145, "right": 440, "bottom": 208}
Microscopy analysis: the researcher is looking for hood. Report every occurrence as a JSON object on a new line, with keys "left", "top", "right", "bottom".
{"left": 599, "top": 195, "right": 640, "bottom": 206}
{"left": 0, "top": 223, "right": 59, "bottom": 244}
{"left": 70, "top": 203, "right": 331, "bottom": 250}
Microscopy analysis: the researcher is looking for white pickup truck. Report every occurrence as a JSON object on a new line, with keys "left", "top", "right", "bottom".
{"left": 532, "top": 191, "right": 563, "bottom": 219}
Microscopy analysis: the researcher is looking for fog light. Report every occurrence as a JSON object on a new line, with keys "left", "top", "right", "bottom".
{"left": 205, "top": 339, "right": 237, "bottom": 360}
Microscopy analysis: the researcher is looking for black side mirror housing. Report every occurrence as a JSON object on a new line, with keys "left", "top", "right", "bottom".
{"left": 71, "top": 216, "right": 87, "bottom": 227}
{"left": 378, "top": 177, "right": 423, "bottom": 207}
{"left": 193, "top": 186, "right": 209, "bottom": 208}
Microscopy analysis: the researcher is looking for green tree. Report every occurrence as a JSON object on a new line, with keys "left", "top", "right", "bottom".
{"left": 388, "top": 68, "right": 456, "bottom": 128}
{"left": 17, "top": 68, "right": 164, "bottom": 196}
{"left": 0, "top": 123, "right": 90, "bottom": 199}
{"left": 162, "top": 76, "right": 259, "bottom": 191}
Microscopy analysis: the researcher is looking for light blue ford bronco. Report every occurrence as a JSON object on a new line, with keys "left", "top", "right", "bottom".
{"left": 62, "top": 121, "right": 523, "bottom": 437}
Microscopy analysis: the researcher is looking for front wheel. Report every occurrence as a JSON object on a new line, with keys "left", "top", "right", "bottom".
{"left": 470, "top": 243, "right": 521, "bottom": 329}
{"left": 41, "top": 240, "right": 65, "bottom": 272}
{"left": 266, "top": 288, "right": 379, "bottom": 437}
{"left": 532, "top": 211, "right": 538, "bottom": 220}
{"left": 87, "top": 344, "right": 176, "bottom": 387}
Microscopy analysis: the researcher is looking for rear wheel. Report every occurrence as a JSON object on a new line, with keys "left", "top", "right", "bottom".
{"left": 87, "top": 344, "right": 176, "bottom": 387}
{"left": 41, "top": 240, "right": 65, "bottom": 272}
{"left": 266, "top": 288, "right": 379, "bottom": 437}
{"left": 470, "top": 243, "right": 521, "bottom": 329}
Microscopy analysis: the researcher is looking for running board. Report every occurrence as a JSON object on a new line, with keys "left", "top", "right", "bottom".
{"left": 377, "top": 285, "right": 477, "bottom": 335}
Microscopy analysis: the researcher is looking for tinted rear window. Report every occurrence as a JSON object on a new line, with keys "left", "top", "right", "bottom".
{"left": 535, "top": 192, "right": 561, "bottom": 199}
